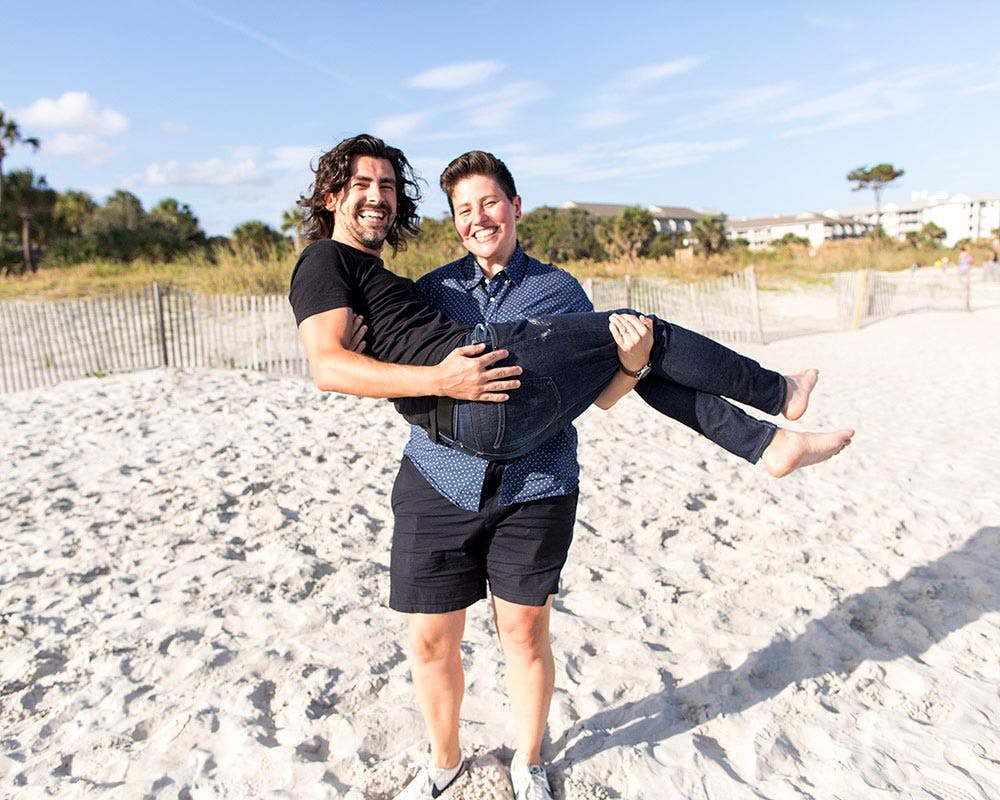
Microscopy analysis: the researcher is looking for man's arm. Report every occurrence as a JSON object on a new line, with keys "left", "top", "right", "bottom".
{"left": 297, "top": 307, "right": 521, "bottom": 401}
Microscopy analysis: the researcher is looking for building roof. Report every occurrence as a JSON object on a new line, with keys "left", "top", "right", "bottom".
{"left": 726, "top": 212, "right": 848, "bottom": 230}
{"left": 563, "top": 201, "right": 719, "bottom": 220}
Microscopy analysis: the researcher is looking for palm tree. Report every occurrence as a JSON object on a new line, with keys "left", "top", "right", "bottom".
{"left": 691, "top": 215, "right": 729, "bottom": 259}
{"left": 0, "top": 111, "right": 41, "bottom": 213}
{"left": 281, "top": 206, "right": 304, "bottom": 254}
{"left": 846, "top": 163, "right": 905, "bottom": 245}
{"left": 3, "top": 169, "right": 56, "bottom": 273}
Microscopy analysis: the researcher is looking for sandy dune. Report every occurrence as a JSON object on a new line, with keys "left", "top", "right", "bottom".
{"left": 1, "top": 307, "right": 998, "bottom": 799}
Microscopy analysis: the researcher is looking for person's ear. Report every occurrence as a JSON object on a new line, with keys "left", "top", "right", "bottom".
{"left": 513, "top": 195, "right": 522, "bottom": 221}
{"left": 324, "top": 192, "right": 338, "bottom": 212}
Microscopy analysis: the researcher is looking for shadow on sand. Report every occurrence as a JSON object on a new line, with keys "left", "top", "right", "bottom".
{"left": 557, "top": 526, "right": 999, "bottom": 766}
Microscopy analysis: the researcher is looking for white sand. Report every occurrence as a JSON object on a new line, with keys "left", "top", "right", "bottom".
{"left": 1, "top": 307, "right": 998, "bottom": 799}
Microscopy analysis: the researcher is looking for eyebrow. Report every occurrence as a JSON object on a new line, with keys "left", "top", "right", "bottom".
{"left": 352, "top": 172, "right": 397, "bottom": 186}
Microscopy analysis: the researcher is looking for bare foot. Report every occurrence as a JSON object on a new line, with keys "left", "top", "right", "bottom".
{"left": 783, "top": 369, "right": 819, "bottom": 421}
{"left": 760, "top": 427, "right": 855, "bottom": 477}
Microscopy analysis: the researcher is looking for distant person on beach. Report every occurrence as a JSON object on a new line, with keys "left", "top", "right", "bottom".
{"left": 985, "top": 249, "right": 999, "bottom": 280}
{"left": 958, "top": 247, "right": 973, "bottom": 275}
{"left": 288, "top": 134, "right": 853, "bottom": 798}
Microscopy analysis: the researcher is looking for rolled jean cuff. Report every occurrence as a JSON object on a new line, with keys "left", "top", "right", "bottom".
{"left": 748, "top": 420, "right": 779, "bottom": 463}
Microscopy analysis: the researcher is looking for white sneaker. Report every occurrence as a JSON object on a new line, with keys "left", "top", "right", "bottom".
{"left": 393, "top": 759, "right": 466, "bottom": 799}
{"left": 510, "top": 755, "right": 554, "bottom": 800}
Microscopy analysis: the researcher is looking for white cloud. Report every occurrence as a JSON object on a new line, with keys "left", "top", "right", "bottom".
{"left": 373, "top": 112, "right": 430, "bottom": 139}
{"left": 162, "top": 121, "right": 190, "bottom": 134}
{"left": 960, "top": 81, "right": 1000, "bottom": 95}
{"left": 619, "top": 57, "right": 704, "bottom": 90}
{"left": 266, "top": 146, "right": 321, "bottom": 171}
{"left": 576, "top": 108, "right": 636, "bottom": 129}
{"left": 43, "top": 132, "right": 122, "bottom": 167}
{"left": 674, "top": 84, "right": 795, "bottom": 130}
{"left": 461, "top": 82, "right": 547, "bottom": 130}
{"left": 773, "top": 68, "right": 956, "bottom": 137}
{"left": 576, "top": 57, "right": 704, "bottom": 129}
{"left": 845, "top": 58, "right": 882, "bottom": 74}
{"left": 508, "top": 137, "right": 748, "bottom": 183}
{"left": 143, "top": 155, "right": 268, "bottom": 187}
{"left": 19, "top": 91, "right": 128, "bottom": 135}
{"left": 409, "top": 60, "right": 503, "bottom": 90}
{"left": 805, "top": 14, "right": 855, "bottom": 32}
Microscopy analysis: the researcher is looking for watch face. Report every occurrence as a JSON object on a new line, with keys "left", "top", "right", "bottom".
{"left": 637, "top": 364, "right": 652, "bottom": 379}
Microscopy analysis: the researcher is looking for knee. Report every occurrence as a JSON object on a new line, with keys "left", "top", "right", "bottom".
{"left": 496, "top": 607, "right": 550, "bottom": 657}
{"left": 408, "top": 622, "right": 461, "bottom": 666}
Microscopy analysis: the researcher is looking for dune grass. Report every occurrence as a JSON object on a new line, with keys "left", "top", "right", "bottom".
{"left": 0, "top": 238, "right": 980, "bottom": 301}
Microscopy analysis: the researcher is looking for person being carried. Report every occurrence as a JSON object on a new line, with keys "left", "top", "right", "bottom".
{"left": 290, "top": 134, "right": 853, "bottom": 482}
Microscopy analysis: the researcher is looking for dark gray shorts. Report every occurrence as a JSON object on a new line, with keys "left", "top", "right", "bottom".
{"left": 389, "top": 457, "right": 578, "bottom": 614}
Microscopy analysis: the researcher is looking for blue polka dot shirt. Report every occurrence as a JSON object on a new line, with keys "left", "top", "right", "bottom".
{"left": 403, "top": 245, "right": 594, "bottom": 510}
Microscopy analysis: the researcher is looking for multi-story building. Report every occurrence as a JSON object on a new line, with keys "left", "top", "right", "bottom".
{"left": 833, "top": 192, "right": 1000, "bottom": 247}
{"left": 725, "top": 212, "right": 871, "bottom": 250}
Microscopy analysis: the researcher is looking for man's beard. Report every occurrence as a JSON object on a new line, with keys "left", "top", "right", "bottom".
{"left": 349, "top": 202, "right": 392, "bottom": 250}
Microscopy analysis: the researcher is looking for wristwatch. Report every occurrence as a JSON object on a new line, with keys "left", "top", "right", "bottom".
{"left": 620, "top": 362, "right": 652, "bottom": 380}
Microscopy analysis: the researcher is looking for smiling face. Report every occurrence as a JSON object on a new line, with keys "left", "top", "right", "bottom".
{"left": 450, "top": 174, "right": 522, "bottom": 274}
{"left": 326, "top": 155, "right": 398, "bottom": 254}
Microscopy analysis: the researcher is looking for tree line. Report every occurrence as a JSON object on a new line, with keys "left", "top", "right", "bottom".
{"left": 4, "top": 107, "right": 959, "bottom": 280}
{"left": 0, "top": 171, "right": 727, "bottom": 275}
{"left": 0, "top": 170, "right": 296, "bottom": 274}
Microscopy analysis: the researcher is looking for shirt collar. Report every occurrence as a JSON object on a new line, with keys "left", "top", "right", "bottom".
{"left": 457, "top": 243, "right": 528, "bottom": 291}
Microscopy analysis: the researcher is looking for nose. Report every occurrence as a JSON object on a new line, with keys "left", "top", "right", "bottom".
{"left": 365, "top": 183, "right": 383, "bottom": 204}
{"left": 470, "top": 204, "right": 486, "bottom": 225}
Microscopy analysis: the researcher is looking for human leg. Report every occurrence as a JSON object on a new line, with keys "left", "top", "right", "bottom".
{"left": 493, "top": 597, "right": 555, "bottom": 766}
{"left": 390, "top": 458, "right": 495, "bottom": 776}
{"left": 406, "top": 610, "right": 466, "bottom": 769}
{"left": 446, "top": 313, "right": 850, "bottom": 469}
{"left": 483, "top": 489, "right": 576, "bottom": 764}
{"left": 634, "top": 376, "right": 777, "bottom": 462}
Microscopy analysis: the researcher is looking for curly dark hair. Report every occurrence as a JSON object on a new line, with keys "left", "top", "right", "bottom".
{"left": 299, "top": 134, "right": 422, "bottom": 252}
{"left": 439, "top": 150, "right": 517, "bottom": 215}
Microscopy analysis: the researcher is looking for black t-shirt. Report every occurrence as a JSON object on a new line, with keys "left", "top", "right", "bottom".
{"left": 288, "top": 238, "right": 471, "bottom": 430}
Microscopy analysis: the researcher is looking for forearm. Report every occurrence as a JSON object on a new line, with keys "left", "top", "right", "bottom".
{"left": 594, "top": 368, "right": 637, "bottom": 410}
{"left": 308, "top": 348, "right": 441, "bottom": 399}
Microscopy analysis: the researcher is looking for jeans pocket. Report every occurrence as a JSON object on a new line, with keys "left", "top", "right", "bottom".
{"left": 496, "top": 377, "right": 562, "bottom": 455}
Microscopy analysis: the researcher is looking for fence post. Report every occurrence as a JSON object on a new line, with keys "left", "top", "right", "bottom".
{"left": 852, "top": 269, "right": 868, "bottom": 329}
{"left": 153, "top": 282, "right": 169, "bottom": 366}
{"left": 583, "top": 278, "right": 593, "bottom": 301}
{"left": 625, "top": 274, "right": 632, "bottom": 308}
{"left": 746, "top": 264, "right": 765, "bottom": 343}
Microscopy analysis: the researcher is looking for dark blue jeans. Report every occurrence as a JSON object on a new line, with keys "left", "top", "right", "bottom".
{"left": 441, "top": 311, "right": 785, "bottom": 463}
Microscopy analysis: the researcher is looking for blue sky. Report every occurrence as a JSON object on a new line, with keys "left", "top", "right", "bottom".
{"left": 3, "top": 1, "right": 999, "bottom": 237}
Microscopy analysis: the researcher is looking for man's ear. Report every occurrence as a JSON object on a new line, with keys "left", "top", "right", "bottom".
{"left": 324, "top": 192, "right": 338, "bottom": 212}
{"left": 513, "top": 195, "right": 522, "bottom": 221}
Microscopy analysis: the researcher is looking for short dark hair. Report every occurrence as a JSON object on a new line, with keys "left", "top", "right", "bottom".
{"left": 439, "top": 150, "right": 517, "bottom": 215}
{"left": 299, "top": 134, "right": 421, "bottom": 251}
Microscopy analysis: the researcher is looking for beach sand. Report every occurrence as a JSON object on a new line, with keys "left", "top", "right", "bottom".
{"left": 1, "top": 307, "right": 998, "bottom": 799}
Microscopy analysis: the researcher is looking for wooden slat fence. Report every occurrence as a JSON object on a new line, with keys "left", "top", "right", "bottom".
{"left": 0, "top": 284, "right": 308, "bottom": 394}
{"left": 3, "top": 268, "right": 998, "bottom": 395}
{"left": 834, "top": 267, "right": 1000, "bottom": 328}
{"left": 585, "top": 266, "right": 765, "bottom": 344}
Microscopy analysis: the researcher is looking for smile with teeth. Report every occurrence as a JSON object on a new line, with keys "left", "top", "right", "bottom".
{"left": 473, "top": 227, "right": 499, "bottom": 241}
{"left": 358, "top": 206, "right": 388, "bottom": 223}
